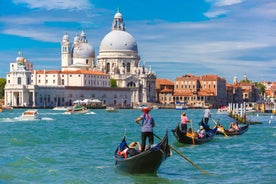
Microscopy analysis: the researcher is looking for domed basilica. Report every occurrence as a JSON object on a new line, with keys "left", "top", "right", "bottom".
{"left": 61, "top": 10, "right": 156, "bottom": 103}
{"left": 4, "top": 10, "right": 156, "bottom": 108}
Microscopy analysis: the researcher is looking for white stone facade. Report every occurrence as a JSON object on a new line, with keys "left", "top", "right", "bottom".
{"left": 4, "top": 10, "right": 156, "bottom": 108}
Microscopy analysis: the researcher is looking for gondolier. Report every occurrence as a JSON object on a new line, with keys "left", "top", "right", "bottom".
{"left": 135, "top": 107, "right": 155, "bottom": 152}
{"left": 203, "top": 107, "right": 212, "bottom": 124}
{"left": 180, "top": 112, "right": 190, "bottom": 132}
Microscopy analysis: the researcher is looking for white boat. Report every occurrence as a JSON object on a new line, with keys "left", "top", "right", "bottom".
{"left": 136, "top": 104, "right": 148, "bottom": 110}
{"left": 65, "top": 106, "right": 89, "bottom": 114}
{"left": 175, "top": 102, "right": 188, "bottom": 110}
{"left": 217, "top": 106, "right": 228, "bottom": 114}
{"left": 105, "top": 106, "right": 118, "bottom": 112}
{"left": 20, "top": 109, "right": 40, "bottom": 120}
{"left": 53, "top": 106, "right": 73, "bottom": 111}
{"left": 152, "top": 105, "right": 160, "bottom": 109}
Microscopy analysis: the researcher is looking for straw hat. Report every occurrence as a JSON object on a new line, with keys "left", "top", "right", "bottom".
{"left": 129, "top": 142, "right": 137, "bottom": 148}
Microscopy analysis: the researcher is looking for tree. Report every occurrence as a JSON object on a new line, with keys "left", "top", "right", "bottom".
{"left": 110, "top": 78, "right": 117, "bottom": 88}
{"left": 253, "top": 82, "right": 266, "bottom": 95}
{"left": 0, "top": 78, "right": 6, "bottom": 99}
{"left": 240, "top": 79, "right": 251, "bottom": 83}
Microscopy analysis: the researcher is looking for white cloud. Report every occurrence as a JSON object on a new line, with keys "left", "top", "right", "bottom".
{"left": 215, "top": 0, "right": 244, "bottom": 7}
{"left": 3, "top": 28, "right": 61, "bottom": 42}
{"left": 206, "top": 0, "right": 244, "bottom": 7}
{"left": 204, "top": 10, "right": 228, "bottom": 18}
{"left": 13, "top": 0, "right": 92, "bottom": 10}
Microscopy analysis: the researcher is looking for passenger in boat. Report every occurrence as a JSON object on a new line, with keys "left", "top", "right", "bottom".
{"left": 180, "top": 112, "right": 190, "bottom": 133}
{"left": 203, "top": 107, "right": 212, "bottom": 124}
{"left": 118, "top": 142, "right": 141, "bottom": 158}
{"left": 200, "top": 118, "right": 211, "bottom": 131}
{"left": 229, "top": 122, "right": 240, "bottom": 132}
{"left": 127, "top": 142, "right": 141, "bottom": 156}
{"left": 135, "top": 107, "right": 155, "bottom": 152}
{"left": 197, "top": 126, "right": 206, "bottom": 138}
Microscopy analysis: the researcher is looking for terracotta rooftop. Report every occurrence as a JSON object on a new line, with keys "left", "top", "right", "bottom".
{"left": 156, "top": 78, "right": 174, "bottom": 85}
{"left": 160, "top": 88, "right": 173, "bottom": 93}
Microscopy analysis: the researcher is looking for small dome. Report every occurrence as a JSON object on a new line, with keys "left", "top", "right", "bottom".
{"left": 99, "top": 30, "right": 138, "bottom": 52}
{"left": 73, "top": 42, "right": 95, "bottom": 58}
{"left": 62, "top": 33, "right": 69, "bottom": 41}
{"left": 114, "top": 12, "right": 123, "bottom": 19}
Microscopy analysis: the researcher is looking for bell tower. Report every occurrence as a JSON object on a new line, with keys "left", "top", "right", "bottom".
{"left": 61, "top": 32, "right": 71, "bottom": 70}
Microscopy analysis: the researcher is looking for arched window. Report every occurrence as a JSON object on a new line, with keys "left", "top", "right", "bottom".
{"left": 106, "top": 63, "right": 110, "bottom": 73}
{"left": 127, "top": 63, "right": 130, "bottom": 73}
{"left": 127, "top": 81, "right": 136, "bottom": 87}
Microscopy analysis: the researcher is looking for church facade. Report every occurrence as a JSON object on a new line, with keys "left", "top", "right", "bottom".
{"left": 4, "top": 10, "right": 156, "bottom": 108}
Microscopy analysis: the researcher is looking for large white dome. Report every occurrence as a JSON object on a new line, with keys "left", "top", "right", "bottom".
{"left": 73, "top": 42, "right": 95, "bottom": 58}
{"left": 99, "top": 30, "right": 138, "bottom": 52}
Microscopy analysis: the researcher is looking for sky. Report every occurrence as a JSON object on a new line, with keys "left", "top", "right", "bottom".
{"left": 1, "top": 0, "right": 276, "bottom": 83}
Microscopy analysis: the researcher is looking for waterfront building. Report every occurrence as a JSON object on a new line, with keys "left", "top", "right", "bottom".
{"left": 173, "top": 74, "right": 227, "bottom": 108}
{"left": 4, "top": 10, "right": 155, "bottom": 108}
{"left": 226, "top": 83, "right": 243, "bottom": 104}
{"left": 232, "top": 74, "right": 260, "bottom": 102}
{"left": 156, "top": 78, "right": 174, "bottom": 105}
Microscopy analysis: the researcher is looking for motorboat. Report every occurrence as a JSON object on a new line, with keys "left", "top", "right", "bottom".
{"left": 20, "top": 109, "right": 40, "bottom": 120}
{"left": 217, "top": 106, "right": 228, "bottom": 114}
{"left": 175, "top": 102, "right": 188, "bottom": 110}
{"left": 105, "top": 106, "right": 118, "bottom": 112}
{"left": 52, "top": 106, "right": 73, "bottom": 111}
{"left": 65, "top": 106, "right": 89, "bottom": 114}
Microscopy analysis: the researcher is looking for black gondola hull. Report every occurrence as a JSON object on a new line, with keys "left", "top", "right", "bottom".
{"left": 114, "top": 131, "right": 170, "bottom": 174}
{"left": 217, "top": 125, "right": 249, "bottom": 136}
{"left": 172, "top": 125, "right": 217, "bottom": 144}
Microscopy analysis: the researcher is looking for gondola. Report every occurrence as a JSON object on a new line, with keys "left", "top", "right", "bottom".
{"left": 114, "top": 130, "right": 171, "bottom": 174}
{"left": 172, "top": 125, "right": 217, "bottom": 145}
{"left": 217, "top": 124, "right": 249, "bottom": 136}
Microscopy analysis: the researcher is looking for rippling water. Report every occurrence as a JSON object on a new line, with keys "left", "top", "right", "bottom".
{"left": 0, "top": 109, "right": 275, "bottom": 183}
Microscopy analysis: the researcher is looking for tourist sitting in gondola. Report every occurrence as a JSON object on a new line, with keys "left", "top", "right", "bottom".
{"left": 229, "top": 122, "right": 240, "bottom": 132}
{"left": 199, "top": 118, "right": 211, "bottom": 131}
{"left": 127, "top": 142, "right": 141, "bottom": 156}
{"left": 118, "top": 142, "right": 141, "bottom": 158}
{"left": 197, "top": 126, "right": 206, "bottom": 139}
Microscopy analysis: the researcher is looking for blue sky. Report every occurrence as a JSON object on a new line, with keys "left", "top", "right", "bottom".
{"left": 1, "top": 0, "right": 276, "bottom": 83}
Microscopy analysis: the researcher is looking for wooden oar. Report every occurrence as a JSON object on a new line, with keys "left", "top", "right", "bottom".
{"left": 136, "top": 122, "right": 208, "bottom": 174}
{"left": 190, "top": 120, "right": 195, "bottom": 145}
{"left": 153, "top": 133, "right": 208, "bottom": 174}
{"left": 211, "top": 118, "right": 228, "bottom": 137}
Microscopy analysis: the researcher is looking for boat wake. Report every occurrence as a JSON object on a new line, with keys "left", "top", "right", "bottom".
{"left": 86, "top": 112, "right": 96, "bottom": 115}
{"left": 0, "top": 117, "right": 16, "bottom": 122}
{"left": 41, "top": 117, "right": 54, "bottom": 121}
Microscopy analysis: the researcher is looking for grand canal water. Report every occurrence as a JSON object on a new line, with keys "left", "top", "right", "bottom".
{"left": 0, "top": 108, "right": 275, "bottom": 183}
